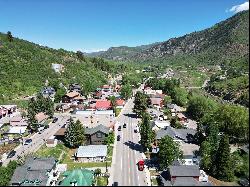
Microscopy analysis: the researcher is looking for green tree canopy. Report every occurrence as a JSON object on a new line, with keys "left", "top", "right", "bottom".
{"left": 158, "top": 136, "right": 183, "bottom": 170}
{"left": 64, "top": 118, "right": 86, "bottom": 148}
{"left": 139, "top": 113, "right": 154, "bottom": 151}
{"left": 120, "top": 84, "right": 132, "bottom": 100}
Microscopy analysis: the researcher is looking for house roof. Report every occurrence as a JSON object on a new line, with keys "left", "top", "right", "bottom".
{"left": 85, "top": 124, "right": 110, "bottom": 135}
{"left": 156, "top": 126, "right": 196, "bottom": 142}
{"left": 54, "top": 128, "right": 66, "bottom": 136}
{"left": 66, "top": 91, "right": 80, "bottom": 98}
{"left": 95, "top": 100, "right": 111, "bottom": 110}
{"left": 169, "top": 165, "right": 200, "bottom": 177}
{"left": 150, "top": 98, "right": 162, "bottom": 105}
{"left": 177, "top": 113, "right": 187, "bottom": 119}
{"left": 10, "top": 116, "right": 23, "bottom": 122}
{"left": 60, "top": 169, "right": 94, "bottom": 186}
{"left": 11, "top": 157, "right": 56, "bottom": 186}
{"left": 116, "top": 99, "right": 125, "bottom": 106}
{"left": 102, "top": 85, "right": 111, "bottom": 89}
{"left": 35, "top": 112, "right": 48, "bottom": 123}
{"left": 173, "top": 177, "right": 200, "bottom": 186}
{"left": 7, "top": 126, "right": 27, "bottom": 134}
{"left": 0, "top": 105, "right": 17, "bottom": 110}
{"left": 76, "top": 145, "right": 108, "bottom": 158}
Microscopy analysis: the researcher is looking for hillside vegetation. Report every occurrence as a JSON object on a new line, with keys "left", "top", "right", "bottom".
{"left": 0, "top": 33, "right": 127, "bottom": 102}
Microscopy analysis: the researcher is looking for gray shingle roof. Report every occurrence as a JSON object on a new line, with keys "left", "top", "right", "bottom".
{"left": 156, "top": 126, "right": 196, "bottom": 142}
{"left": 173, "top": 177, "right": 199, "bottom": 186}
{"left": 11, "top": 157, "right": 56, "bottom": 186}
{"left": 85, "top": 124, "right": 110, "bottom": 135}
{"left": 76, "top": 145, "right": 107, "bottom": 158}
{"left": 169, "top": 165, "right": 200, "bottom": 177}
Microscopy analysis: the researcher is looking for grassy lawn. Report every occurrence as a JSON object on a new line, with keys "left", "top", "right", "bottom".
{"left": 61, "top": 146, "right": 112, "bottom": 170}
{"left": 35, "top": 144, "right": 68, "bottom": 160}
{"left": 96, "top": 176, "right": 108, "bottom": 186}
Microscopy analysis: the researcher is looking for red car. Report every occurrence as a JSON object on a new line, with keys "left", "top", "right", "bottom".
{"left": 138, "top": 160, "right": 145, "bottom": 171}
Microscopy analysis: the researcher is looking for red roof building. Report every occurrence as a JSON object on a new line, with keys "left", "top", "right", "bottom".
{"left": 95, "top": 100, "right": 112, "bottom": 110}
{"left": 116, "top": 99, "right": 125, "bottom": 106}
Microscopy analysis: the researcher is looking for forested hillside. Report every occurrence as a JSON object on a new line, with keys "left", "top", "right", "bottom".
{"left": 0, "top": 32, "right": 126, "bottom": 102}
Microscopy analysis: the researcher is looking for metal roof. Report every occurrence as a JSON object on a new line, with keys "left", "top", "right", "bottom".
{"left": 169, "top": 165, "right": 200, "bottom": 177}
{"left": 76, "top": 145, "right": 108, "bottom": 158}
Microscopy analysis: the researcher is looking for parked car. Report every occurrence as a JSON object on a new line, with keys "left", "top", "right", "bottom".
{"left": 118, "top": 126, "right": 122, "bottom": 131}
{"left": 117, "top": 135, "right": 121, "bottom": 141}
{"left": 113, "top": 182, "right": 119, "bottom": 186}
{"left": 52, "top": 117, "right": 58, "bottom": 123}
{"left": 134, "top": 128, "right": 138, "bottom": 133}
{"left": 7, "top": 150, "right": 16, "bottom": 158}
{"left": 24, "top": 139, "right": 32, "bottom": 145}
{"left": 38, "top": 126, "right": 45, "bottom": 134}
{"left": 123, "top": 123, "right": 127, "bottom": 128}
{"left": 138, "top": 160, "right": 145, "bottom": 171}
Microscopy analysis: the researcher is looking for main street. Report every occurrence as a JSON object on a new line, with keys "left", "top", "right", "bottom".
{"left": 110, "top": 97, "right": 150, "bottom": 186}
{"left": 2, "top": 114, "right": 69, "bottom": 166}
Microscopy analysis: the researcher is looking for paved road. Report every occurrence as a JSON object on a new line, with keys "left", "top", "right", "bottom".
{"left": 2, "top": 114, "right": 68, "bottom": 166}
{"left": 110, "top": 98, "right": 149, "bottom": 186}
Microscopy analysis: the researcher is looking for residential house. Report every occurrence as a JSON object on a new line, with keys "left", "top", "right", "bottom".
{"left": 4, "top": 126, "right": 27, "bottom": 137}
{"left": 116, "top": 99, "right": 125, "bottom": 109}
{"left": 85, "top": 124, "right": 110, "bottom": 145}
{"left": 54, "top": 128, "right": 66, "bottom": 141}
{"left": 51, "top": 63, "right": 65, "bottom": 73}
{"left": 46, "top": 136, "right": 58, "bottom": 147}
{"left": 75, "top": 145, "right": 108, "bottom": 162}
{"left": 176, "top": 113, "right": 188, "bottom": 123}
{"left": 35, "top": 112, "right": 49, "bottom": 126}
{"left": 0, "top": 105, "right": 17, "bottom": 119}
{"left": 62, "top": 91, "right": 80, "bottom": 103}
{"left": 41, "top": 87, "right": 56, "bottom": 100}
{"left": 150, "top": 97, "right": 163, "bottom": 110}
{"left": 151, "top": 120, "right": 170, "bottom": 131}
{"left": 59, "top": 169, "right": 94, "bottom": 186}
{"left": 95, "top": 100, "right": 112, "bottom": 110}
{"left": 167, "top": 104, "right": 183, "bottom": 113}
{"left": 156, "top": 126, "right": 196, "bottom": 143}
{"left": 10, "top": 157, "right": 59, "bottom": 186}
{"left": 69, "top": 83, "right": 81, "bottom": 93}
{"left": 160, "top": 165, "right": 212, "bottom": 186}
{"left": 10, "top": 116, "right": 28, "bottom": 127}
{"left": 173, "top": 155, "right": 201, "bottom": 166}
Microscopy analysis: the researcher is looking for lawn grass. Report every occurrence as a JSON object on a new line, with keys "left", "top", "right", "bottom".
{"left": 96, "top": 176, "right": 108, "bottom": 186}
{"left": 66, "top": 162, "right": 111, "bottom": 170}
{"left": 35, "top": 143, "right": 68, "bottom": 160}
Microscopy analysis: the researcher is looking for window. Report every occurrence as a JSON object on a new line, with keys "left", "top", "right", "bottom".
{"left": 96, "top": 133, "right": 102, "bottom": 138}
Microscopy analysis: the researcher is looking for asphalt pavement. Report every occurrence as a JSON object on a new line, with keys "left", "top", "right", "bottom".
{"left": 110, "top": 97, "right": 150, "bottom": 186}
{"left": 2, "top": 114, "right": 68, "bottom": 166}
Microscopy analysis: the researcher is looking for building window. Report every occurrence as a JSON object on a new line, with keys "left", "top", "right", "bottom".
{"left": 96, "top": 133, "right": 102, "bottom": 138}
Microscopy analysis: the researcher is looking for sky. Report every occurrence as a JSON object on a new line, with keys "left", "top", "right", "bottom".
{"left": 0, "top": 0, "right": 249, "bottom": 52}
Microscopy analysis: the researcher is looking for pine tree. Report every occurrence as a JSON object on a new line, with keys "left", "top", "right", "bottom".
{"left": 214, "top": 134, "right": 234, "bottom": 181}
{"left": 139, "top": 113, "right": 154, "bottom": 151}
{"left": 64, "top": 118, "right": 86, "bottom": 148}
{"left": 7, "top": 31, "right": 13, "bottom": 42}
{"left": 199, "top": 140, "right": 213, "bottom": 172}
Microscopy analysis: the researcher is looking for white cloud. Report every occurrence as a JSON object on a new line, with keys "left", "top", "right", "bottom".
{"left": 229, "top": 1, "right": 249, "bottom": 13}
{"left": 82, "top": 48, "right": 107, "bottom": 53}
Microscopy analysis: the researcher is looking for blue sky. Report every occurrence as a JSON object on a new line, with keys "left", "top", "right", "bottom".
{"left": 0, "top": 0, "right": 248, "bottom": 52}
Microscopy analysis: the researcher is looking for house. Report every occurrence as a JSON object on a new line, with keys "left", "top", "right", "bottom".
{"left": 59, "top": 169, "right": 94, "bottom": 186}
{"left": 85, "top": 124, "right": 110, "bottom": 145}
{"left": 62, "top": 91, "right": 80, "bottom": 103}
{"left": 167, "top": 104, "right": 183, "bottom": 113}
{"left": 160, "top": 165, "right": 212, "bottom": 186}
{"left": 69, "top": 83, "right": 81, "bottom": 93}
{"left": 10, "top": 116, "right": 28, "bottom": 127}
{"left": 95, "top": 100, "right": 111, "bottom": 110}
{"left": 173, "top": 154, "right": 201, "bottom": 166}
{"left": 156, "top": 126, "right": 196, "bottom": 143}
{"left": 51, "top": 63, "right": 65, "bottom": 73}
{"left": 116, "top": 99, "right": 125, "bottom": 109}
{"left": 151, "top": 120, "right": 170, "bottom": 131}
{"left": 41, "top": 87, "right": 56, "bottom": 99}
{"left": 75, "top": 145, "right": 108, "bottom": 162}
{"left": 35, "top": 112, "right": 49, "bottom": 125}
{"left": 54, "top": 128, "right": 66, "bottom": 141}
{"left": 150, "top": 97, "right": 163, "bottom": 109}
{"left": 4, "top": 126, "right": 27, "bottom": 136}
{"left": 176, "top": 113, "right": 187, "bottom": 123}
{"left": 102, "top": 85, "right": 112, "bottom": 92}
{"left": 10, "top": 157, "right": 59, "bottom": 186}
{"left": 46, "top": 136, "right": 58, "bottom": 147}
{"left": 0, "top": 105, "right": 17, "bottom": 119}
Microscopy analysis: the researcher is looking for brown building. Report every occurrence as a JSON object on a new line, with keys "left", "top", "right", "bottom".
{"left": 85, "top": 124, "right": 110, "bottom": 145}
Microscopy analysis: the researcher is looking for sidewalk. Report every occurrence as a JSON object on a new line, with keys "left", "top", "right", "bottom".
{"left": 141, "top": 153, "right": 151, "bottom": 186}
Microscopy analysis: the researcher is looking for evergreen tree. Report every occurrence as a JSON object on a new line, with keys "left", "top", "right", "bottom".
{"left": 7, "top": 31, "right": 13, "bottom": 42}
{"left": 133, "top": 91, "right": 150, "bottom": 117}
{"left": 158, "top": 136, "right": 183, "bottom": 170}
{"left": 199, "top": 140, "right": 213, "bottom": 172}
{"left": 139, "top": 113, "right": 154, "bottom": 151}
{"left": 193, "top": 122, "right": 205, "bottom": 145}
{"left": 120, "top": 84, "right": 132, "bottom": 100}
{"left": 214, "top": 134, "right": 234, "bottom": 181}
{"left": 27, "top": 98, "right": 38, "bottom": 130}
{"left": 54, "top": 87, "right": 66, "bottom": 103}
{"left": 64, "top": 118, "right": 86, "bottom": 148}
